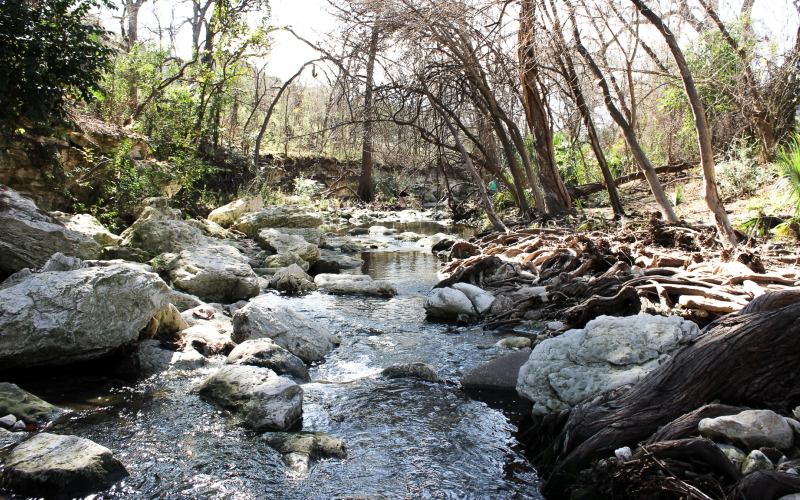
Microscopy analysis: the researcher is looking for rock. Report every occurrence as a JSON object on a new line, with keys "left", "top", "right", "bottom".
{"left": 516, "top": 314, "right": 700, "bottom": 415}
{"left": 99, "top": 245, "right": 151, "bottom": 262}
{"left": 40, "top": 252, "right": 85, "bottom": 272}
{"left": 615, "top": 446, "right": 633, "bottom": 462}
{"left": 152, "top": 303, "right": 189, "bottom": 337}
{"left": 547, "top": 321, "right": 565, "bottom": 330}
{"left": 181, "top": 303, "right": 233, "bottom": 338}
{"left": 716, "top": 443, "right": 747, "bottom": 465}
{"left": 51, "top": 212, "right": 122, "bottom": 247}
{"left": 316, "top": 249, "right": 363, "bottom": 270}
{"left": 0, "top": 265, "right": 171, "bottom": 368}
{"left": 208, "top": 194, "right": 263, "bottom": 227}
{"left": 497, "top": 337, "right": 532, "bottom": 349}
{"left": 1, "top": 433, "right": 128, "bottom": 497}
{"left": 232, "top": 297, "right": 339, "bottom": 362}
{"left": 270, "top": 264, "right": 317, "bottom": 294}
{"left": 395, "top": 231, "right": 424, "bottom": 241}
{"left": 417, "top": 233, "right": 450, "bottom": 248}
{"left": 11, "top": 421, "right": 25, "bottom": 432}
{"left": 314, "top": 273, "right": 397, "bottom": 296}
{"left": 169, "top": 289, "right": 204, "bottom": 312}
{"left": 195, "top": 365, "right": 303, "bottom": 431}
{"left": 185, "top": 218, "right": 232, "bottom": 239}
{"left": 382, "top": 362, "right": 438, "bottom": 382}
{"left": 257, "top": 229, "right": 320, "bottom": 264}
{"left": 424, "top": 288, "right": 475, "bottom": 318}
{"left": 0, "top": 414, "right": 15, "bottom": 429}
{"left": 128, "top": 340, "right": 208, "bottom": 376}
{"left": 431, "top": 238, "right": 456, "bottom": 253}
{"left": 182, "top": 324, "right": 235, "bottom": 356}
{"left": 787, "top": 417, "right": 800, "bottom": 441}
{"left": 0, "top": 383, "right": 61, "bottom": 426}
{"left": 456, "top": 314, "right": 470, "bottom": 326}
{"left": 262, "top": 251, "right": 310, "bottom": 272}
{"left": 133, "top": 197, "right": 173, "bottom": 219}
{"left": 460, "top": 348, "right": 532, "bottom": 391}
{"left": 0, "top": 268, "right": 33, "bottom": 291}
{"left": 121, "top": 219, "right": 207, "bottom": 258}
{"left": 0, "top": 427, "right": 23, "bottom": 449}
{"left": 0, "top": 185, "right": 101, "bottom": 273}
{"left": 742, "top": 450, "right": 774, "bottom": 475}
{"left": 369, "top": 225, "right": 398, "bottom": 235}
{"left": 168, "top": 244, "right": 260, "bottom": 304}
{"left": 119, "top": 204, "right": 182, "bottom": 240}
{"left": 451, "top": 283, "right": 495, "bottom": 315}
{"left": 347, "top": 227, "right": 369, "bottom": 235}
{"left": 263, "top": 227, "right": 324, "bottom": 246}
{"left": 226, "top": 339, "right": 310, "bottom": 383}
{"left": 235, "top": 205, "right": 323, "bottom": 237}
{"left": 262, "top": 431, "right": 346, "bottom": 471}
{"left": 699, "top": 410, "right": 794, "bottom": 450}
{"left": 340, "top": 240, "right": 365, "bottom": 253}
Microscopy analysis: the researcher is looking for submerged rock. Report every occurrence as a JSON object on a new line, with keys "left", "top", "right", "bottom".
{"left": 168, "top": 244, "right": 260, "bottom": 304}
{"left": 0, "top": 383, "right": 61, "bottom": 426}
{"left": 235, "top": 205, "right": 323, "bottom": 237}
{"left": 424, "top": 288, "right": 475, "bottom": 318}
{"left": 0, "top": 265, "right": 171, "bottom": 368}
{"left": 208, "top": 194, "right": 263, "bottom": 228}
{"left": 382, "top": 362, "right": 438, "bottom": 382}
{"left": 699, "top": 410, "right": 794, "bottom": 450}
{"left": 1, "top": 433, "right": 128, "bottom": 498}
{"left": 516, "top": 314, "right": 700, "bottom": 415}
{"left": 232, "top": 297, "right": 339, "bottom": 362}
{"left": 195, "top": 365, "right": 303, "bottom": 431}
{"left": 270, "top": 264, "right": 317, "bottom": 294}
{"left": 460, "top": 349, "right": 531, "bottom": 392}
{"left": 314, "top": 274, "right": 396, "bottom": 296}
{"left": 262, "top": 431, "right": 346, "bottom": 471}
{"left": 226, "top": 339, "right": 310, "bottom": 382}
{"left": 0, "top": 185, "right": 100, "bottom": 274}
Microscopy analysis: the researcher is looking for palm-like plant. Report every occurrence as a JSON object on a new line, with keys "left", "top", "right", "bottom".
{"left": 777, "top": 134, "right": 800, "bottom": 215}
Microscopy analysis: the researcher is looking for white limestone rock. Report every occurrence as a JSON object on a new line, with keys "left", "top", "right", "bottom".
{"left": 256, "top": 229, "right": 320, "bottom": 264}
{"left": 208, "top": 194, "right": 263, "bottom": 227}
{"left": 516, "top": 314, "right": 700, "bottom": 415}
{"left": 699, "top": 410, "right": 794, "bottom": 450}
{"left": 314, "top": 273, "right": 396, "bottom": 296}
{"left": 423, "top": 288, "right": 475, "bottom": 318}
{"left": 270, "top": 264, "right": 317, "bottom": 294}
{"left": 168, "top": 244, "right": 260, "bottom": 303}
{"left": 121, "top": 219, "right": 207, "bottom": 258}
{"left": 742, "top": 450, "right": 774, "bottom": 475}
{"left": 452, "top": 282, "right": 495, "bottom": 315}
{"left": 235, "top": 204, "right": 323, "bottom": 237}
{"left": 51, "top": 212, "right": 121, "bottom": 247}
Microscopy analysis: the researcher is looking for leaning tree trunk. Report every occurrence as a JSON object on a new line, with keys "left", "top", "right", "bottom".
{"left": 567, "top": 3, "right": 677, "bottom": 223}
{"left": 539, "top": 300, "right": 800, "bottom": 495}
{"left": 357, "top": 22, "right": 380, "bottom": 203}
{"left": 630, "top": 0, "right": 737, "bottom": 247}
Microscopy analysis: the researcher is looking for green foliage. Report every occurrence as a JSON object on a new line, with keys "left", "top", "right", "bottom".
{"left": 672, "top": 184, "right": 684, "bottom": 207}
{"left": 777, "top": 133, "right": 800, "bottom": 215}
{"left": 0, "top": 0, "right": 114, "bottom": 138}
{"left": 715, "top": 140, "right": 771, "bottom": 201}
{"left": 552, "top": 132, "right": 592, "bottom": 186}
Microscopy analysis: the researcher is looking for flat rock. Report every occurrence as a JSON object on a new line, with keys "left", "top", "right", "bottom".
{"left": 0, "top": 383, "right": 61, "bottom": 426}
{"left": 315, "top": 249, "right": 363, "bottom": 269}
{"left": 369, "top": 225, "right": 398, "bottom": 235}
{"left": 395, "top": 231, "right": 424, "bottom": 241}
{"left": 1, "top": 432, "right": 128, "bottom": 498}
{"left": 0, "top": 185, "right": 100, "bottom": 274}
{"left": 262, "top": 227, "right": 324, "bottom": 246}
{"left": 382, "top": 362, "right": 438, "bottom": 382}
{"left": 699, "top": 410, "right": 794, "bottom": 450}
{"left": 314, "top": 274, "right": 396, "bottom": 296}
{"left": 497, "top": 337, "right": 532, "bottom": 349}
{"left": 424, "top": 288, "right": 475, "bottom": 318}
{"left": 257, "top": 229, "right": 320, "bottom": 264}
{"left": 232, "top": 297, "right": 339, "bottom": 362}
{"left": 460, "top": 349, "right": 532, "bottom": 391}
{"left": 517, "top": 314, "right": 700, "bottom": 415}
{"left": 0, "top": 265, "right": 171, "bottom": 368}
{"left": 168, "top": 244, "right": 260, "bottom": 304}
{"left": 208, "top": 195, "right": 263, "bottom": 227}
{"left": 262, "top": 431, "right": 346, "bottom": 471}
{"left": 195, "top": 365, "right": 303, "bottom": 431}
{"left": 235, "top": 205, "right": 323, "bottom": 237}
{"left": 226, "top": 339, "right": 310, "bottom": 382}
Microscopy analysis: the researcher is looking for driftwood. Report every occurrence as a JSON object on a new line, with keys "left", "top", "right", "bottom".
{"left": 567, "top": 162, "right": 697, "bottom": 199}
{"left": 728, "top": 471, "right": 800, "bottom": 500}
{"left": 538, "top": 301, "right": 800, "bottom": 496}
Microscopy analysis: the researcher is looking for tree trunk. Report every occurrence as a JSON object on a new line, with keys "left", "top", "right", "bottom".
{"left": 357, "top": 23, "right": 379, "bottom": 203}
{"left": 539, "top": 301, "right": 800, "bottom": 495}
{"left": 567, "top": 1, "right": 678, "bottom": 223}
{"left": 630, "top": 0, "right": 737, "bottom": 247}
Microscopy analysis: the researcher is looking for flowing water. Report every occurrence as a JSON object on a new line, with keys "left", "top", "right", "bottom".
{"left": 0, "top": 221, "right": 542, "bottom": 499}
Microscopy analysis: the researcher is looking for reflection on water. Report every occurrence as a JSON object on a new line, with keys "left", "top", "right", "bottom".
{"left": 0, "top": 247, "right": 541, "bottom": 499}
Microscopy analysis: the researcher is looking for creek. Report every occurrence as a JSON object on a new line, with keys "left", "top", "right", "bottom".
{"left": 1, "top": 221, "right": 542, "bottom": 499}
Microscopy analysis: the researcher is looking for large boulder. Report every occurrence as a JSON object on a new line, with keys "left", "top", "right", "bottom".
{"left": 0, "top": 265, "right": 171, "bottom": 368}
{"left": 424, "top": 288, "right": 475, "bottom": 318}
{"left": 1, "top": 433, "right": 128, "bottom": 497}
{"left": 121, "top": 220, "right": 207, "bottom": 258}
{"left": 460, "top": 349, "right": 532, "bottom": 391}
{"left": 51, "top": 212, "right": 121, "bottom": 247}
{"left": 232, "top": 297, "right": 339, "bottom": 362}
{"left": 195, "top": 365, "right": 303, "bottom": 431}
{"left": 119, "top": 205, "right": 182, "bottom": 240}
{"left": 262, "top": 227, "right": 324, "bottom": 246}
{"left": 0, "top": 185, "right": 100, "bottom": 274}
{"left": 167, "top": 244, "right": 260, "bottom": 304}
{"left": 270, "top": 264, "right": 317, "bottom": 294}
{"left": 226, "top": 338, "right": 310, "bottom": 382}
{"left": 185, "top": 218, "right": 233, "bottom": 240}
{"left": 208, "top": 195, "right": 263, "bottom": 228}
{"left": 0, "top": 383, "right": 61, "bottom": 426}
{"left": 235, "top": 204, "right": 323, "bottom": 237}
{"left": 257, "top": 229, "right": 320, "bottom": 264}
{"left": 699, "top": 410, "right": 794, "bottom": 450}
{"left": 181, "top": 303, "right": 233, "bottom": 338}
{"left": 516, "top": 314, "right": 700, "bottom": 415}
{"left": 314, "top": 274, "right": 396, "bottom": 296}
